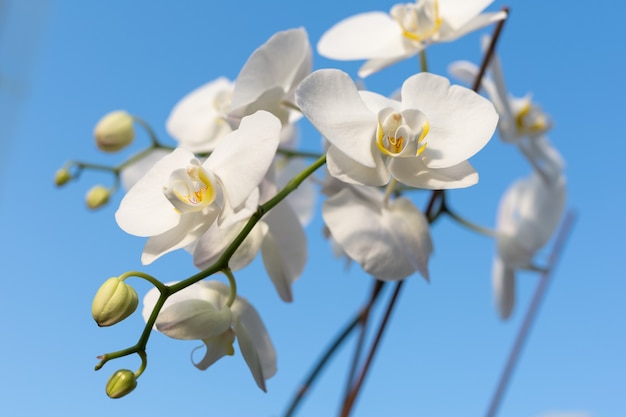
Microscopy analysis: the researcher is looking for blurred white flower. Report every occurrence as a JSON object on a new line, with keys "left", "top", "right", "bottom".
{"left": 296, "top": 69, "right": 498, "bottom": 188}
{"left": 143, "top": 281, "right": 276, "bottom": 391}
{"left": 493, "top": 172, "right": 566, "bottom": 319}
{"left": 449, "top": 40, "right": 565, "bottom": 183}
{"left": 318, "top": 0, "right": 506, "bottom": 77}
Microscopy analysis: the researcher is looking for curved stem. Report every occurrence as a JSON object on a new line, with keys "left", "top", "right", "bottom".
{"left": 472, "top": 7, "right": 509, "bottom": 93}
{"left": 445, "top": 206, "right": 498, "bottom": 238}
{"left": 222, "top": 268, "right": 237, "bottom": 307}
{"left": 132, "top": 115, "right": 161, "bottom": 147}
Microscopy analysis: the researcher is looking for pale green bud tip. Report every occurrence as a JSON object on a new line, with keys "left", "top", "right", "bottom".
{"left": 94, "top": 110, "right": 134, "bottom": 152}
{"left": 92, "top": 277, "right": 139, "bottom": 327}
{"left": 85, "top": 185, "right": 110, "bottom": 210}
{"left": 54, "top": 168, "right": 71, "bottom": 187}
{"left": 106, "top": 369, "right": 137, "bottom": 399}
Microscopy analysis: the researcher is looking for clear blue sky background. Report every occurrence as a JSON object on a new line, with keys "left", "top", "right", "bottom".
{"left": 1, "top": 1, "right": 624, "bottom": 416}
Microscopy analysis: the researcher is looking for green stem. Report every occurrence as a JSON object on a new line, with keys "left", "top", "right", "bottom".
{"left": 445, "top": 206, "right": 498, "bottom": 238}
{"left": 419, "top": 49, "right": 428, "bottom": 73}
{"left": 277, "top": 148, "right": 324, "bottom": 159}
{"left": 222, "top": 268, "right": 237, "bottom": 307}
{"left": 132, "top": 115, "right": 162, "bottom": 147}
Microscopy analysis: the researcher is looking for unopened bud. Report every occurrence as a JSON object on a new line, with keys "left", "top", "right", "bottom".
{"left": 86, "top": 185, "right": 110, "bottom": 210}
{"left": 92, "top": 277, "right": 138, "bottom": 327}
{"left": 54, "top": 168, "right": 72, "bottom": 187}
{"left": 106, "top": 369, "right": 137, "bottom": 398}
{"left": 94, "top": 111, "right": 134, "bottom": 152}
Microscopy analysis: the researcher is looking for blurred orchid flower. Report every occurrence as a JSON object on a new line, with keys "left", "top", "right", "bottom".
{"left": 322, "top": 180, "right": 432, "bottom": 281}
{"left": 449, "top": 39, "right": 565, "bottom": 183}
{"left": 296, "top": 69, "right": 498, "bottom": 189}
{"left": 318, "top": 0, "right": 506, "bottom": 77}
{"left": 143, "top": 280, "right": 276, "bottom": 391}
{"left": 493, "top": 172, "right": 566, "bottom": 319}
{"left": 115, "top": 111, "right": 281, "bottom": 264}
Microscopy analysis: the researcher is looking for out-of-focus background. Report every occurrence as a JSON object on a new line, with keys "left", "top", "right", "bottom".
{"left": 1, "top": 1, "right": 624, "bottom": 416}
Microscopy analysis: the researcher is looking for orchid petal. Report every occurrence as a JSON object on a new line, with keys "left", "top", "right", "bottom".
{"left": 296, "top": 69, "right": 377, "bottom": 167}
{"left": 261, "top": 201, "right": 307, "bottom": 302}
{"left": 166, "top": 77, "right": 234, "bottom": 152}
{"left": 205, "top": 110, "right": 281, "bottom": 209}
{"left": 327, "top": 145, "right": 390, "bottom": 186}
{"left": 389, "top": 158, "right": 478, "bottom": 189}
{"left": 115, "top": 148, "right": 194, "bottom": 237}
{"left": 141, "top": 208, "right": 219, "bottom": 265}
{"left": 155, "top": 300, "right": 232, "bottom": 341}
{"left": 232, "top": 297, "right": 277, "bottom": 391}
{"left": 193, "top": 329, "right": 236, "bottom": 370}
{"left": 438, "top": 0, "right": 496, "bottom": 29}
{"left": 317, "top": 12, "right": 406, "bottom": 60}
{"left": 401, "top": 73, "right": 498, "bottom": 169}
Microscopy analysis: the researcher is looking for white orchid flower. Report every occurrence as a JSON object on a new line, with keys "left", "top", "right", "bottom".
{"left": 142, "top": 281, "right": 276, "bottom": 392}
{"left": 296, "top": 69, "right": 498, "bottom": 189}
{"left": 166, "top": 77, "right": 235, "bottom": 153}
{"left": 448, "top": 41, "right": 565, "bottom": 183}
{"left": 228, "top": 27, "right": 312, "bottom": 127}
{"left": 318, "top": 0, "right": 506, "bottom": 78}
{"left": 323, "top": 181, "right": 432, "bottom": 281}
{"left": 115, "top": 111, "right": 281, "bottom": 264}
{"left": 493, "top": 172, "right": 566, "bottom": 319}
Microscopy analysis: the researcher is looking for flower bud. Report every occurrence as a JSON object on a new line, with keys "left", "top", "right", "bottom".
{"left": 54, "top": 168, "right": 72, "bottom": 187}
{"left": 106, "top": 369, "right": 137, "bottom": 398}
{"left": 85, "top": 185, "right": 110, "bottom": 210}
{"left": 92, "top": 277, "right": 138, "bottom": 327}
{"left": 94, "top": 110, "right": 134, "bottom": 152}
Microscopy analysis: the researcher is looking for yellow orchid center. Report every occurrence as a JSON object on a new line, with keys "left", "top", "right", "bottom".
{"left": 391, "top": 0, "right": 443, "bottom": 43}
{"left": 514, "top": 100, "right": 551, "bottom": 136}
{"left": 375, "top": 110, "right": 429, "bottom": 158}
{"left": 163, "top": 159, "right": 218, "bottom": 213}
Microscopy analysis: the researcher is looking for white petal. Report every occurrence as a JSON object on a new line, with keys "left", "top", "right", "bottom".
{"left": 401, "top": 73, "right": 498, "bottom": 169}
{"left": 166, "top": 77, "right": 234, "bottom": 152}
{"left": 438, "top": 0, "right": 496, "bottom": 29}
{"left": 155, "top": 299, "right": 232, "bottom": 341}
{"left": 141, "top": 208, "right": 219, "bottom": 265}
{"left": 120, "top": 148, "right": 171, "bottom": 191}
{"left": 275, "top": 157, "right": 317, "bottom": 226}
{"left": 492, "top": 256, "right": 515, "bottom": 320}
{"left": 232, "top": 297, "right": 277, "bottom": 391}
{"left": 193, "top": 219, "right": 268, "bottom": 271}
{"left": 296, "top": 69, "right": 377, "bottom": 168}
{"left": 323, "top": 187, "right": 419, "bottom": 280}
{"left": 517, "top": 136, "right": 565, "bottom": 185}
{"left": 318, "top": 12, "right": 407, "bottom": 60}
{"left": 205, "top": 110, "right": 281, "bottom": 209}
{"left": 441, "top": 11, "right": 507, "bottom": 43}
{"left": 193, "top": 330, "right": 236, "bottom": 370}
{"left": 115, "top": 148, "right": 193, "bottom": 237}
{"left": 327, "top": 145, "right": 390, "bottom": 186}
{"left": 261, "top": 201, "right": 307, "bottom": 302}
{"left": 230, "top": 28, "right": 311, "bottom": 122}
{"left": 358, "top": 51, "right": 418, "bottom": 78}
{"left": 383, "top": 197, "right": 433, "bottom": 280}
{"left": 388, "top": 158, "right": 478, "bottom": 189}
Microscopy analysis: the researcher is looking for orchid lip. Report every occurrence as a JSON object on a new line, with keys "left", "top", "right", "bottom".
{"left": 163, "top": 159, "right": 218, "bottom": 213}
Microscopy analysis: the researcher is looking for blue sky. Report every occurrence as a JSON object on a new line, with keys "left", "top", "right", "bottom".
{"left": 1, "top": 1, "right": 625, "bottom": 416}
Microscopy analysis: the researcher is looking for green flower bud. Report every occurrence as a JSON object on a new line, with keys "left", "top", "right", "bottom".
{"left": 94, "top": 110, "right": 134, "bottom": 152}
{"left": 54, "top": 168, "right": 72, "bottom": 187}
{"left": 106, "top": 369, "right": 137, "bottom": 399}
{"left": 85, "top": 185, "right": 110, "bottom": 210}
{"left": 92, "top": 277, "right": 138, "bottom": 327}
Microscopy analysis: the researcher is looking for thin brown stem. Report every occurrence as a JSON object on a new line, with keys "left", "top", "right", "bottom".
{"left": 339, "top": 280, "right": 406, "bottom": 417}
{"left": 472, "top": 7, "right": 510, "bottom": 93}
